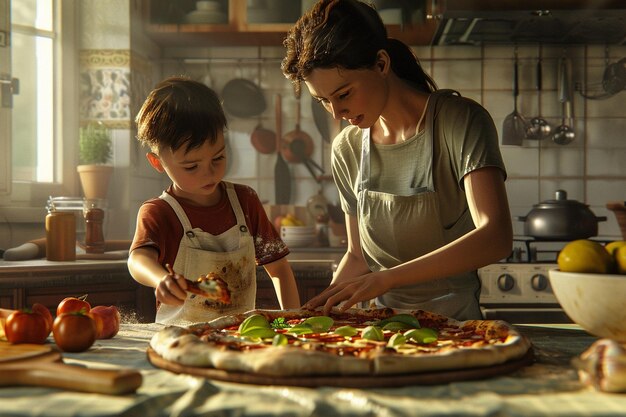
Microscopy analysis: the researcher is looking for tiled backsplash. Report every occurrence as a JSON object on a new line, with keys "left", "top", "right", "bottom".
{"left": 125, "top": 43, "right": 626, "bottom": 241}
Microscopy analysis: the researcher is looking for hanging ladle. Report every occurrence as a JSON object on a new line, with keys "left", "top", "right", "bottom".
{"left": 502, "top": 51, "right": 528, "bottom": 145}
{"left": 552, "top": 57, "right": 576, "bottom": 145}
{"left": 526, "top": 58, "right": 552, "bottom": 140}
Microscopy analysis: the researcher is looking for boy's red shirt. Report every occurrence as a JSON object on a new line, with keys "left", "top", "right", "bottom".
{"left": 130, "top": 183, "right": 289, "bottom": 268}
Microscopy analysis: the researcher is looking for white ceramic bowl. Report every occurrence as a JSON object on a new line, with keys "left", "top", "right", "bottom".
{"left": 282, "top": 236, "right": 317, "bottom": 248}
{"left": 281, "top": 226, "right": 316, "bottom": 248}
{"left": 549, "top": 269, "right": 626, "bottom": 342}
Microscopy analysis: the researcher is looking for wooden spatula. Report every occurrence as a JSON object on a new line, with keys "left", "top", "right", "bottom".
{"left": 0, "top": 342, "right": 142, "bottom": 395}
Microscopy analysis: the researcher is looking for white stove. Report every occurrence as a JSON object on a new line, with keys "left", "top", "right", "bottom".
{"left": 478, "top": 263, "right": 570, "bottom": 323}
{"left": 478, "top": 263, "right": 557, "bottom": 305}
{"left": 476, "top": 238, "right": 575, "bottom": 323}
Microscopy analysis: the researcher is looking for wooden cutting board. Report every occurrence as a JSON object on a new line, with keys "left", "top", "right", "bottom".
{"left": 0, "top": 341, "right": 142, "bottom": 395}
{"left": 147, "top": 347, "right": 534, "bottom": 388}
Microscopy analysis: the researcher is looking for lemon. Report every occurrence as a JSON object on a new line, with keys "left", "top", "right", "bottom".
{"left": 281, "top": 217, "right": 297, "bottom": 226}
{"left": 605, "top": 240, "right": 626, "bottom": 256}
{"left": 614, "top": 246, "right": 626, "bottom": 274}
{"left": 557, "top": 239, "right": 614, "bottom": 273}
{"left": 281, "top": 213, "right": 305, "bottom": 226}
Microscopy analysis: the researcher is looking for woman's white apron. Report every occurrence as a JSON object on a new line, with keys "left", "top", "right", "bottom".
{"left": 357, "top": 90, "right": 482, "bottom": 320}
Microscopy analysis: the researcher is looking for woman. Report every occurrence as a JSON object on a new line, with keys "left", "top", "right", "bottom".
{"left": 282, "top": 0, "right": 512, "bottom": 320}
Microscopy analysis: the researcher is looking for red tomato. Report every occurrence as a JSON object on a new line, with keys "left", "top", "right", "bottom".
{"left": 89, "top": 305, "right": 121, "bottom": 339}
{"left": 87, "top": 311, "right": 104, "bottom": 339}
{"left": 4, "top": 309, "right": 49, "bottom": 344}
{"left": 56, "top": 295, "right": 91, "bottom": 316}
{"left": 32, "top": 303, "right": 54, "bottom": 336}
{"left": 52, "top": 312, "right": 97, "bottom": 352}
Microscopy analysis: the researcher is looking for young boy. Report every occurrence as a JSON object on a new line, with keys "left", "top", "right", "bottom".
{"left": 129, "top": 76, "right": 300, "bottom": 325}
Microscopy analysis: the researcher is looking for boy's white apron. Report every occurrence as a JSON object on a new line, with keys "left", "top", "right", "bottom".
{"left": 357, "top": 90, "right": 482, "bottom": 320}
{"left": 155, "top": 182, "right": 256, "bottom": 326}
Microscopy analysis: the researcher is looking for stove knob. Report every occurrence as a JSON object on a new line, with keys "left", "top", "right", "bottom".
{"left": 497, "top": 274, "right": 515, "bottom": 291}
{"left": 531, "top": 274, "right": 548, "bottom": 291}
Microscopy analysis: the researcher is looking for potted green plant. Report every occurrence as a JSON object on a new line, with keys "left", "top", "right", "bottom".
{"left": 77, "top": 122, "right": 113, "bottom": 200}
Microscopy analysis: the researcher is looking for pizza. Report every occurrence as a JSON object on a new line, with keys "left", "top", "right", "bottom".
{"left": 185, "top": 273, "right": 231, "bottom": 304}
{"left": 149, "top": 308, "right": 531, "bottom": 377}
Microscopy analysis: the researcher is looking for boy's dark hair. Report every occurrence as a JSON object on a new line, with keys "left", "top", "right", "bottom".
{"left": 135, "top": 76, "right": 227, "bottom": 153}
{"left": 282, "top": 0, "right": 436, "bottom": 95}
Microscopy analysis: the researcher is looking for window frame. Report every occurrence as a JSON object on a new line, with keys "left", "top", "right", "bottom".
{"left": 0, "top": 0, "right": 79, "bottom": 216}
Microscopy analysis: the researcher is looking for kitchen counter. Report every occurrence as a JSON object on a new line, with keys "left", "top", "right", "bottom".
{"left": 0, "top": 259, "right": 156, "bottom": 322}
{"left": 1, "top": 323, "right": 625, "bottom": 417}
{"left": 0, "top": 253, "right": 340, "bottom": 318}
{"left": 0, "top": 258, "right": 129, "bottom": 274}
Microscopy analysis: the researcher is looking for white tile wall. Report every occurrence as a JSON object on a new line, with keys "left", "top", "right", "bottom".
{"left": 124, "top": 43, "right": 626, "bottom": 241}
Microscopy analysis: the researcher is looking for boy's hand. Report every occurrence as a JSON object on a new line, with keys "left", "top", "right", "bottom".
{"left": 154, "top": 264, "right": 188, "bottom": 306}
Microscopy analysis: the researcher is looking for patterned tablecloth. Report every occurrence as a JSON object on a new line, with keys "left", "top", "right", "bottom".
{"left": 1, "top": 323, "right": 625, "bottom": 417}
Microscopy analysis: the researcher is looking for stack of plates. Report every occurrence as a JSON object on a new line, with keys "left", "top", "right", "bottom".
{"left": 281, "top": 226, "right": 316, "bottom": 248}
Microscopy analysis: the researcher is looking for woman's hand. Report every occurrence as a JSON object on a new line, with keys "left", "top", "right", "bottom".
{"left": 154, "top": 264, "right": 188, "bottom": 306}
{"left": 304, "top": 271, "right": 392, "bottom": 315}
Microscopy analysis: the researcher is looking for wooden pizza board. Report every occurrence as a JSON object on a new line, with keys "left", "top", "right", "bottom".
{"left": 147, "top": 347, "right": 535, "bottom": 388}
{"left": 0, "top": 341, "right": 143, "bottom": 395}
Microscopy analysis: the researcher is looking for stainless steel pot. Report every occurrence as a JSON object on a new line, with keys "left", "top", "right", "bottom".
{"left": 516, "top": 190, "right": 607, "bottom": 241}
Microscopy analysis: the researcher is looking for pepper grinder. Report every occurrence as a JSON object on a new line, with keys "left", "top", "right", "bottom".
{"left": 84, "top": 206, "right": 105, "bottom": 254}
{"left": 315, "top": 213, "right": 330, "bottom": 247}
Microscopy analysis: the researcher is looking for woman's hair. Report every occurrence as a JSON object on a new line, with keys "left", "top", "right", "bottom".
{"left": 282, "top": 0, "right": 437, "bottom": 94}
{"left": 135, "top": 76, "right": 227, "bottom": 153}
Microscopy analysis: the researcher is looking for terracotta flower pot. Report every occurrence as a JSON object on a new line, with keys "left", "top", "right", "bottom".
{"left": 77, "top": 165, "right": 113, "bottom": 200}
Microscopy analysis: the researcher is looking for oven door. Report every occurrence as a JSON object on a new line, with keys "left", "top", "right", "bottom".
{"left": 481, "top": 305, "right": 572, "bottom": 324}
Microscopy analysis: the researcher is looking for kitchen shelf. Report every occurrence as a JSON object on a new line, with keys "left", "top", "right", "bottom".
{"left": 141, "top": 0, "right": 438, "bottom": 47}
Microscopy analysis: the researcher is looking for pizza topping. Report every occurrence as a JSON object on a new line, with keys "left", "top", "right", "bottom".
{"left": 272, "top": 333, "right": 288, "bottom": 346}
{"left": 376, "top": 314, "right": 421, "bottom": 329}
{"left": 270, "top": 317, "right": 289, "bottom": 329}
{"left": 230, "top": 312, "right": 441, "bottom": 350}
{"left": 334, "top": 325, "right": 359, "bottom": 337}
{"left": 387, "top": 333, "right": 407, "bottom": 348}
{"left": 285, "top": 316, "right": 334, "bottom": 335}
{"left": 302, "top": 316, "right": 334, "bottom": 332}
{"left": 361, "top": 326, "right": 384, "bottom": 341}
{"left": 381, "top": 321, "right": 412, "bottom": 331}
{"left": 238, "top": 314, "right": 274, "bottom": 339}
{"left": 404, "top": 328, "right": 438, "bottom": 344}
{"left": 189, "top": 310, "right": 515, "bottom": 359}
{"left": 241, "top": 327, "right": 276, "bottom": 339}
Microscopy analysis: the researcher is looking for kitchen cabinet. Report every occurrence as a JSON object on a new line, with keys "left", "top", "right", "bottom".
{"left": 141, "top": 0, "right": 438, "bottom": 47}
{"left": 255, "top": 262, "right": 333, "bottom": 309}
{"left": 0, "top": 260, "right": 156, "bottom": 323}
{"left": 429, "top": 0, "right": 626, "bottom": 46}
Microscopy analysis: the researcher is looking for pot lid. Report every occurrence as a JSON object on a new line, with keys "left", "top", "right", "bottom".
{"left": 535, "top": 189, "right": 588, "bottom": 208}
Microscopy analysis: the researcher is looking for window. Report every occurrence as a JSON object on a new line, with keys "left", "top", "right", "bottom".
{"left": 0, "top": 0, "right": 78, "bottom": 208}
{"left": 12, "top": 0, "right": 54, "bottom": 183}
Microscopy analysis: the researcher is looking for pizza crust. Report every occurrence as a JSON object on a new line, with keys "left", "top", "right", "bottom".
{"left": 374, "top": 332, "right": 530, "bottom": 375}
{"left": 149, "top": 308, "right": 531, "bottom": 377}
{"left": 150, "top": 325, "right": 371, "bottom": 376}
